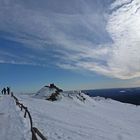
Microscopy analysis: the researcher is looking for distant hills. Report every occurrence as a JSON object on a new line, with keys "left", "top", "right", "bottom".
{"left": 83, "top": 87, "right": 140, "bottom": 105}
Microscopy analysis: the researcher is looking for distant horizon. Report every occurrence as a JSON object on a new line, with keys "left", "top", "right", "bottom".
{"left": 9, "top": 84, "right": 140, "bottom": 94}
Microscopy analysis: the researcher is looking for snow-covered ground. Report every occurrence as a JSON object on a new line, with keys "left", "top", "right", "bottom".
{"left": 17, "top": 92, "right": 140, "bottom": 140}
{"left": 1, "top": 91, "right": 140, "bottom": 140}
{"left": 0, "top": 95, "right": 30, "bottom": 140}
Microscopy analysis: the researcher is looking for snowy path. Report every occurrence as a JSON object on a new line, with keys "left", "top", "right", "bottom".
{"left": 0, "top": 95, "right": 29, "bottom": 140}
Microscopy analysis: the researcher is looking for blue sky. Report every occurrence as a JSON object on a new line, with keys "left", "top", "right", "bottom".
{"left": 0, "top": 0, "right": 140, "bottom": 93}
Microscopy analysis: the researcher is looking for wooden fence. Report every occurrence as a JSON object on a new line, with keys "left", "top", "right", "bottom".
{"left": 11, "top": 93, "right": 47, "bottom": 140}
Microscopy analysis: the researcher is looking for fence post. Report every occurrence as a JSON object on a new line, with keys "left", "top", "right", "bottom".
{"left": 24, "top": 107, "right": 27, "bottom": 118}
{"left": 11, "top": 92, "right": 13, "bottom": 97}
{"left": 16, "top": 101, "right": 18, "bottom": 105}
{"left": 33, "top": 127, "right": 47, "bottom": 140}
{"left": 21, "top": 104, "right": 23, "bottom": 111}
{"left": 32, "top": 128, "right": 38, "bottom": 140}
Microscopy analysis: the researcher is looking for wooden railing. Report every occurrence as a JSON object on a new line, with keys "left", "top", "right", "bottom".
{"left": 11, "top": 93, "right": 47, "bottom": 140}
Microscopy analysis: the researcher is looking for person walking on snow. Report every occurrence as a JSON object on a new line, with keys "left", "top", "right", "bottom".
{"left": 1, "top": 89, "right": 4, "bottom": 94}
{"left": 7, "top": 87, "right": 10, "bottom": 95}
{"left": 3, "top": 88, "right": 6, "bottom": 95}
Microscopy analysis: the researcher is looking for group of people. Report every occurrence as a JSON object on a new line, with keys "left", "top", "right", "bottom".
{"left": 1, "top": 87, "right": 10, "bottom": 95}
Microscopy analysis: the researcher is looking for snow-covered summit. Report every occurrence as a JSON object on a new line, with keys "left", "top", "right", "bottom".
{"left": 34, "top": 84, "right": 92, "bottom": 103}
{"left": 34, "top": 84, "right": 63, "bottom": 101}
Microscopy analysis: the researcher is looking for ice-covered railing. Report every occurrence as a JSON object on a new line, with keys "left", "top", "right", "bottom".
{"left": 10, "top": 92, "right": 47, "bottom": 140}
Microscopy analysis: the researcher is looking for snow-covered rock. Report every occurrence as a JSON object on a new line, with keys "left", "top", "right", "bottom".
{"left": 34, "top": 84, "right": 63, "bottom": 101}
{"left": 35, "top": 86, "right": 56, "bottom": 99}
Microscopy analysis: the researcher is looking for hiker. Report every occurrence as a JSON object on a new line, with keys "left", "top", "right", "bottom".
{"left": 3, "top": 88, "right": 6, "bottom": 95}
{"left": 7, "top": 87, "right": 10, "bottom": 95}
{"left": 1, "top": 89, "right": 4, "bottom": 94}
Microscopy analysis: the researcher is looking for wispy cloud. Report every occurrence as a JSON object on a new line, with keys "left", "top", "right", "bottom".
{"left": 106, "top": 0, "right": 140, "bottom": 78}
{"left": 0, "top": 0, "right": 140, "bottom": 79}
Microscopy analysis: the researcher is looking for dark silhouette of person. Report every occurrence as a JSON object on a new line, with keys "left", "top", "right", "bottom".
{"left": 7, "top": 87, "right": 10, "bottom": 95}
{"left": 3, "top": 88, "right": 6, "bottom": 95}
{"left": 1, "top": 89, "right": 4, "bottom": 94}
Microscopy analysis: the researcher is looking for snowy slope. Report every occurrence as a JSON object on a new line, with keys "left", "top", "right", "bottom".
{"left": 34, "top": 85, "right": 62, "bottom": 100}
{"left": 18, "top": 92, "right": 140, "bottom": 140}
{"left": 0, "top": 95, "right": 30, "bottom": 140}
{"left": 34, "top": 86, "right": 56, "bottom": 99}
